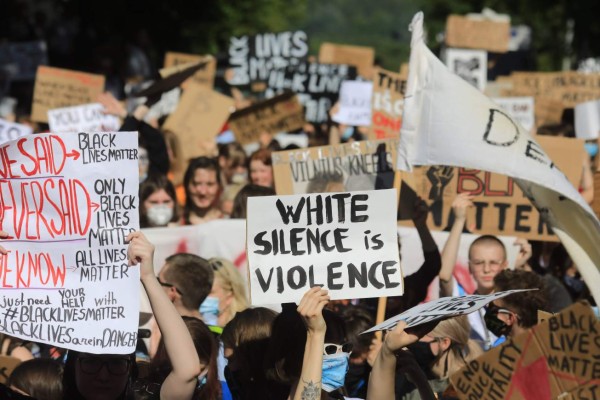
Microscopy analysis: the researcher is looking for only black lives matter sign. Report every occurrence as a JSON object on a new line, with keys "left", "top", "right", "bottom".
{"left": 0, "top": 131, "right": 139, "bottom": 354}
{"left": 246, "top": 189, "right": 402, "bottom": 305}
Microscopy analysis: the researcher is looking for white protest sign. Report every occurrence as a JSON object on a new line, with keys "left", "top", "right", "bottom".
{"left": 246, "top": 189, "right": 402, "bottom": 305}
{"left": 47, "top": 103, "right": 120, "bottom": 134}
{"left": 332, "top": 81, "right": 373, "bottom": 126}
{"left": 575, "top": 99, "right": 600, "bottom": 140}
{"left": 0, "top": 132, "right": 140, "bottom": 354}
{"left": 145, "top": 87, "right": 181, "bottom": 122}
{"left": 492, "top": 97, "right": 535, "bottom": 132}
{"left": 363, "top": 289, "right": 533, "bottom": 333}
{"left": 398, "top": 12, "right": 600, "bottom": 304}
{"left": 0, "top": 119, "right": 32, "bottom": 144}
{"left": 445, "top": 48, "right": 487, "bottom": 92}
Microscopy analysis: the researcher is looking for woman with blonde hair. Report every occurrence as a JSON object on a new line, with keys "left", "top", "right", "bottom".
{"left": 199, "top": 258, "right": 249, "bottom": 328}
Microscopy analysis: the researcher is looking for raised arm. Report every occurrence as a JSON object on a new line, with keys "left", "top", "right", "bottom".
{"left": 126, "top": 231, "right": 201, "bottom": 400}
{"left": 439, "top": 193, "right": 473, "bottom": 297}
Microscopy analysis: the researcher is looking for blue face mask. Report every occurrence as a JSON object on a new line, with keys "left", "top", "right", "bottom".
{"left": 585, "top": 142, "right": 598, "bottom": 158}
{"left": 342, "top": 126, "right": 354, "bottom": 140}
{"left": 199, "top": 296, "right": 219, "bottom": 326}
{"left": 321, "top": 352, "right": 350, "bottom": 392}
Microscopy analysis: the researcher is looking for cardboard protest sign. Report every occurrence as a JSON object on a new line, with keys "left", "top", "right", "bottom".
{"left": 267, "top": 62, "right": 357, "bottom": 123}
{"left": 0, "top": 356, "right": 21, "bottom": 384}
{"left": 445, "top": 49, "right": 487, "bottom": 92}
{"left": 492, "top": 97, "right": 535, "bottom": 132}
{"left": 48, "top": 103, "right": 120, "bottom": 134}
{"left": 450, "top": 302, "right": 600, "bottom": 400}
{"left": 368, "top": 68, "right": 407, "bottom": 140}
{"left": 228, "top": 92, "right": 305, "bottom": 145}
{"left": 363, "top": 289, "right": 531, "bottom": 333}
{"left": 31, "top": 66, "right": 105, "bottom": 123}
{"left": 593, "top": 172, "right": 600, "bottom": 220}
{"left": 0, "top": 131, "right": 139, "bottom": 354}
{"left": 0, "top": 41, "right": 48, "bottom": 81}
{"left": 332, "top": 81, "right": 373, "bottom": 127}
{"left": 399, "top": 12, "right": 600, "bottom": 304}
{"left": 161, "top": 53, "right": 216, "bottom": 88}
{"left": 0, "top": 119, "right": 32, "bottom": 145}
{"left": 575, "top": 99, "right": 600, "bottom": 140}
{"left": 318, "top": 42, "right": 375, "bottom": 79}
{"left": 445, "top": 15, "right": 510, "bottom": 53}
{"left": 273, "top": 139, "right": 400, "bottom": 196}
{"left": 163, "top": 84, "right": 234, "bottom": 161}
{"left": 228, "top": 31, "right": 309, "bottom": 86}
{"left": 246, "top": 189, "right": 402, "bottom": 305}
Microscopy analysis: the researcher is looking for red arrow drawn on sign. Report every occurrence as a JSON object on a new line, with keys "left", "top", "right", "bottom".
{"left": 65, "top": 149, "right": 80, "bottom": 160}
{"left": 91, "top": 202, "right": 100, "bottom": 212}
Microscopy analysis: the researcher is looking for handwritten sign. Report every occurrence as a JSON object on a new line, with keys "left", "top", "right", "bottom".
{"left": 48, "top": 103, "right": 120, "bottom": 134}
{"left": 247, "top": 189, "right": 402, "bottom": 305}
{"left": 575, "top": 99, "right": 600, "bottom": 140}
{"left": 267, "top": 62, "right": 357, "bottom": 123}
{"left": 368, "top": 68, "right": 406, "bottom": 140}
{"left": 318, "top": 42, "right": 375, "bottom": 79}
{"left": 445, "top": 48, "right": 487, "bottom": 91}
{"left": 228, "top": 31, "right": 309, "bottom": 85}
{"left": 0, "top": 132, "right": 140, "bottom": 354}
{"left": 31, "top": 66, "right": 105, "bottom": 123}
{"left": 0, "top": 41, "right": 48, "bottom": 81}
{"left": 445, "top": 15, "right": 510, "bottom": 53}
{"left": 492, "top": 97, "right": 535, "bottom": 132}
{"left": 273, "top": 139, "right": 400, "bottom": 196}
{"left": 363, "top": 289, "right": 533, "bottom": 333}
{"left": 228, "top": 92, "right": 305, "bottom": 145}
{"left": 161, "top": 53, "right": 216, "bottom": 89}
{"left": 0, "top": 119, "right": 32, "bottom": 145}
{"left": 332, "top": 81, "right": 373, "bottom": 126}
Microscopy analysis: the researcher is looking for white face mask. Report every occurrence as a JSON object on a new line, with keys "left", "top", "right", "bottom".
{"left": 146, "top": 204, "right": 174, "bottom": 226}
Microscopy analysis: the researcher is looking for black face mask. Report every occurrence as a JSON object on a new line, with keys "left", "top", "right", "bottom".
{"left": 484, "top": 304, "right": 511, "bottom": 337}
{"left": 406, "top": 341, "right": 437, "bottom": 379}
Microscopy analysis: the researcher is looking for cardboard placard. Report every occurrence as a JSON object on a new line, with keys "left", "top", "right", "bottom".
{"left": 266, "top": 62, "right": 357, "bottom": 123}
{"left": 492, "top": 97, "right": 535, "bottom": 132}
{"left": 368, "top": 68, "right": 406, "bottom": 140}
{"left": 48, "top": 103, "right": 120, "bottom": 134}
{"left": 450, "top": 302, "right": 600, "bottom": 400}
{"left": 400, "top": 136, "right": 585, "bottom": 241}
{"left": 0, "top": 41, "right": 48, "bottom": 81}
{"left": 162, "top": 84, "right": 234, "bottom": 162}
{"left": 593, "top": 172, "right": 600, "bottom": 220}
{"left": 228, "top": 31, "right": 309, "bottom": 85}
{"left": 0, "top": 356, "right": 21, "bottom": 384}
{"left": 31, "top": 66, "right": 105, "bottom": 123}
{"left": 318, "top": 42, "right": 375, "bottom": 79}
{"left": 575, "top": 99, "right": 600, "bottom": 140}
{"left": 0, "top": 119, "right": 33, "bottom": 145}
{"left": 272, "top": 139, "right": 400, "bottom": 196}
{"left": 445, "top": 48, "right": 487, "bottom": 91}
{"left": 228, "top": 92, "right": 305, "bottom": 145}
{"left": 0, "top": 132, "right": 140, "bottom": 353}
{"left": 331, "top": 81, "right": 373, "bottom": 126}
{"left": 445, "top": 15, "right": 510, "bottom": 53}
{"left": 246, "top": 189, "right": 402, "bottom": 305}
{"left": 161, "top": 52, "right": 216, "bottom": 88}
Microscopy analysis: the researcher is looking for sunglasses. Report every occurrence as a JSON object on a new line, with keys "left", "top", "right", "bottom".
{"left": 157, "top": 276, "right": 184, "bottom": 296}
{"left": 323, "top": 342, "right": 353, "bottom": 356}
{"left": 78, "top": 357, "right": 131, "bottom": 375}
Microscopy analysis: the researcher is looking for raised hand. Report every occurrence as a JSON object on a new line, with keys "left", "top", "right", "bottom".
{"left": 297, "top": 287, "right": 330, "bottom": 335}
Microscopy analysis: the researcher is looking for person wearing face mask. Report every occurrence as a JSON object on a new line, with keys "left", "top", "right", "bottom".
{"left": 139, "top": 174, "right": 180, "bottom": 228}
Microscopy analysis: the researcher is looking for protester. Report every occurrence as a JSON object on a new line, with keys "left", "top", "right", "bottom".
{"left": 8, "top": 358, "right": 63, "bottom": 400}
{"left": 229, "top": 184, "right": 276, "bottom": 219}
{"left": 183, "top": 157, "right": 224, "bottom": 224}
{"left": 248, "top": 148, "right": 274, "bottom": 188}
{"left": 139, "top": 174, "right": 181, "bottom": 228}
{"left": 0, "top": 334, "right": 33, "bottom": 362}
{"left": 218, "top": 143, "right": 248, "bottom": 186}
{"left": 219, "top": 183, "right": 244, "bottom": 217}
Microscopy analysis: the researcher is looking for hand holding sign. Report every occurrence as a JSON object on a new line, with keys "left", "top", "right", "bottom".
{"left": 126, "top": 231, "right": 155, "bottom": 280}
{"left": 297, "top": 287, "right": 329, "bottom": 334}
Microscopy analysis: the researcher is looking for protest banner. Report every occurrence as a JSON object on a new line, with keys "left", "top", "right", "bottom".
{"left": 31, "top": 66, "right": 105, "bottom": 123}
{"left": 445, "top": 15, "right": 510, "bottom": 53}
{"left": 0, "top": 131, "right": 139, "bottom": 354}
{"left": 0, "top": 41, "right": 48, "bottom": 81}
{"left": 368, "top": 68, "right": 407, "bottom": 140}
{"left": 574, "top": 99, "right": 600, "bottom": 140}
{"left": 228, "top": 30, "right": 309, "bottom": 86}
{"left": 272, "top": 139, "right": 400, "bottom": 196}
{"left": 0, "top": 119, "right": 32, "bottom": 145}
{"left": 318, "top": 42, "right": 375, "bottom": 79}
{"left": 363, "top": 289, "right": 531, "bottom": 333}
{"left": 48, "top": 103, "right": 120, "bottom": 134}
{"left": 492, "top": 97, "right": 535, "bottom": 132}
{"left": 267, "top": 62, "right": 357, "bottom": 123}
{"left": 228, "top": 92, "right": 305, "bottom": 145}
{"left": 450, "top": 302, "right": 600, "bottom": 400}
{"left": 246, "top": 189, "right": 402, "bottom": 305}
{"left": 163, "top": 84, "right": 234, "bottom": 162}
{"left": 331, "top": 81, "right": 373, "bottom": 127}
{"left": 398, "top": 12, "right": 600, "bottom": 304}
{"left": 445, "top": 49, "right": 487, "bottom": 92}
{"left": 161, "top": 53, "right": 216, "bottom": 89}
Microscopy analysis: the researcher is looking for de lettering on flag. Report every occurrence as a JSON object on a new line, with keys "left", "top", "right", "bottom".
{"left": 398, "top": 12, "right": 600, "bottom": 304}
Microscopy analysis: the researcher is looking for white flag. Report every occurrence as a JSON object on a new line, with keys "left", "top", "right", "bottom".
{"left": 398, "top": 12, "right": 600, "bottom": 304}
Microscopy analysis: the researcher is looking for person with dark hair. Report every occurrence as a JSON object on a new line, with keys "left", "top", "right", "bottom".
{"left": 8, "top": 358, "right": 63, "bottom": 400}
{"left": 139, "top": 174, "right": 180, "bottom": 228}
{"left": 339, "top": 306, "right": 374, "bottom": 398}
{"left": 249, "top": 148, "right": 274, "bottom": 188}
{"left": 230, "top": 184, "right": 275, "bottom": 219}
{"left": 183, "top": 157, "right": 223, "bottom": 224}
